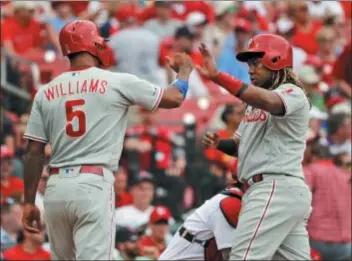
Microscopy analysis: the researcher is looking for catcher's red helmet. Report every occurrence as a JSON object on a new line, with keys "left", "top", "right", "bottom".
{"left": 236, "top": 34, "right": 293, "bottom": 70}
{"left": 59, "top": 20, "right": 113, "bottom": 68}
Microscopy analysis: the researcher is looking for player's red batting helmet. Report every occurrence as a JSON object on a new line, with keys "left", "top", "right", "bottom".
{"left": 236, "top": 34, "right": 293, "bottom": 70}
{"left": 59, "top": 20, "right": 113, "bottom": 68}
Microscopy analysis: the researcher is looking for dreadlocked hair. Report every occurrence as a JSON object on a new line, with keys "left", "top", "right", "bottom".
{"left": 270, "top": 67, "right": 311, "bottom": 107}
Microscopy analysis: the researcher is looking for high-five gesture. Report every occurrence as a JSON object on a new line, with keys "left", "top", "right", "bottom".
{"left": 196, "top": 44, "right": 219, "bottom": 79}
{"left": 166, "top": 53, "right": 193, "bottom": 75}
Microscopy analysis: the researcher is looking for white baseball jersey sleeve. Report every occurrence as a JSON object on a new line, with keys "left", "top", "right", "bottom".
{"left": 24, "top": 67, "right": 164, "bottom": 171}
{"left": 235, "top": 83, "right": 310, "bottom": 182}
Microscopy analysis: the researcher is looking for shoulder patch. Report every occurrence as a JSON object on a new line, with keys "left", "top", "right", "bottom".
{"left": 219, "top": 195, "right": 242, "bottom": 228}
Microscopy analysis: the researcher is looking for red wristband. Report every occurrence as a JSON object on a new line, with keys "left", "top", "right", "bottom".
{"left": 212, "top": 72, "right": 244, "bottom": 96}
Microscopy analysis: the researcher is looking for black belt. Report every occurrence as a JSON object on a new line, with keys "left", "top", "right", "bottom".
{"left": 179, "top": 226, "right": 210, "bottom": 248}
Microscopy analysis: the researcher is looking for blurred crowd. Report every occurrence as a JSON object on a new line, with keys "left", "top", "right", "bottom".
{"left": 1, "top": 1, "right": 351, "bottom": 260}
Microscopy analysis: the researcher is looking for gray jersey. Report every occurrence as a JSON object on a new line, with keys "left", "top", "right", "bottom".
{"left": 24, "top": 67, "right": 164, "bottom": 171}
{"left": 109, "top": 27, "right": 161, "bottom": 85}
{"left": 235, "top": 83, "right": 310, "bottom": 182}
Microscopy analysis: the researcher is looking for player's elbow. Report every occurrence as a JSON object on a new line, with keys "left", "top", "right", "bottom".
{"left": 158, "top": 88, "right": 184, "bottom": 109}
{"left": 25, "top": 140, "right": 46, "bottom": 157}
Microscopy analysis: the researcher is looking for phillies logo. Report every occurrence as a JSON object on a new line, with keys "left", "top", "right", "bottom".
{"left": 243, "top": 108, "right": 267, "bottom": 123}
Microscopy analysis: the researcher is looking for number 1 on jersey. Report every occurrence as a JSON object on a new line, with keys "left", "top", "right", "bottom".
{"left": 65, "top": 99, "right": 86, "bottom": 137}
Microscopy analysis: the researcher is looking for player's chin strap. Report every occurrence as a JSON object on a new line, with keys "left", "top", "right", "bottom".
{"left": 179, "top": 226, "right": 210, "bottom": 248}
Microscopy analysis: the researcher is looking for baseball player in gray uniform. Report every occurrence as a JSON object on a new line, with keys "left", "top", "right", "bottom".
{"left": 21, "top": 20, "right": 193, "bottom": 260}
{"left": 200, "top": 34, "right": 312, "bottom": 260}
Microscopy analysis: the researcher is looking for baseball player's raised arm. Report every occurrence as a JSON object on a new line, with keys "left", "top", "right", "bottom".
{"left": 211, "top": 75, "right": 287, "bottom": 116}
{"left": 211, "top": 73, "right": 309, "bottom": 116}
{"left": 116, "top": 55, "right": 193, "bottom": 110}
{"left": 116, "top": 73, "right": 190, "bottom": 111}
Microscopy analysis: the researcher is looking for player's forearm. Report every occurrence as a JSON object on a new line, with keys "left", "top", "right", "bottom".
{"left": 212, "top": 72, "right": 284, "bottom": 115}
{"left": 23, "top": 141, "right": 46, "bottom": 204}
{"left": 159, "top": 69, "right": 192, "bottom": 108}
{"left": 217, "top": 139, "right": 238, "bottom": 157}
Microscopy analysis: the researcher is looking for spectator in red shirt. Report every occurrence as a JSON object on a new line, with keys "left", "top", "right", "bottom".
{"left": 315, "top": 27, "right": 338, "bottom": 87}
{"left": 304, "top": 145, "right": 351, "bottom": 260}
{"left": 125, "top": 108, "right": 182, "bottom": 172}
{"left": 1, "top": 1, "right": 44, "bottom": 56}
{"left": 0, "top": 200, "right": 23, "bottom": 251}
{"left": 0, "top": 146, "right": 24, "bottom": 199}
{"left": 332, "top": 42, "right": 352, "bottom": 99}
{"left": 114, "top": 167, "right": 133, "bottom": 208}
{"left": 138, "top": 206, "right": 171, "bottom": 260}
{"left": 2, "top": 228, "right": 50, "bottom": 260}
{"left": 289, "top": 1, "right": 322, "bottom": 55}
{"left": 159, "top": 25, "right": 203, "bottom": 68}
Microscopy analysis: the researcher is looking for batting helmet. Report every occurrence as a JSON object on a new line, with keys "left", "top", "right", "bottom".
{"left": 236, "top": 34, "right": 293, "bottom": 70}
{"left": 59, "top": 20, "right": 113, "bottom": 68}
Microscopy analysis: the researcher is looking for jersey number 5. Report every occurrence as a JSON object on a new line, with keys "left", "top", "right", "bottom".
{"left": 65, "top": 99, "right": 86, "bottom": 137}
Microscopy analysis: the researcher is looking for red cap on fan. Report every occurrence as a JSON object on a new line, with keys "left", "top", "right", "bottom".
{"left": 115, "top": 6, "right": 137, "bottom": 23}
{"left": 150, "top": 206, "right": 171, "bottom": 224}
{"left": 1, "top": 145, "right": 14, "bottom": 158}
{"left": 233, "top": 18, "right": 251, "bottom": 33}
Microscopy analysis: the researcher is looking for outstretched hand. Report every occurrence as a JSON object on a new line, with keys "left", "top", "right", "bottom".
{"left": 166, "top": 53, "right": 193, "bottom": 75}
{"left": 197, "top": 43, "right": 219, "bottom": 79}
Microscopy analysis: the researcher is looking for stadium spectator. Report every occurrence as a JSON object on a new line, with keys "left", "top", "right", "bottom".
{"left": 315, "top": 26, "right": 338, "bottom": 86}
{"left": 289, "top": 1, "right": 322, "bottom": 55}
{"left": 333, "top": 152, "right": 352, "bottom": 175}
{"left": 114, "top": 167, "right": 133, "bottom": 208}
{"left": 297, "top": 65, "right": 325, "bottom": 111}
{"left": 113, "top": 226, "right": 146, "bottom": 261}
{"left": 2, "top": 228, "right": 50, "bottom": 260}
{"left": 204, "top": 1, "right": 236, "bottom": 59}
{"left": 1, "top": 1, "right": 44, "bottom": 56}
{"left": 49, "top": 1, "right": 77, "bottom": 34}
{"left": 217, "top": 18, "right": 251, "bottom": 83}
{"left": 0, "top": 145, "right": 23, "bottom": 199}
{"left": 138, "top": 206, "right": 171, "bottom": 260}
{"left": 165, "top": 25, "right": 203, "bottom": 67}
{"left": 276, "top": 17, "right": 308, "bottom": 71}
{"left": 1, "top": 1, "right": 60, "bottom": 56}
{"left": 303, "top": 128, "right": 321, "bottom": 166}
{"left": 138, "top": 1, "right": 214, "bottom": 24}
{"left": 308, "top": 107, "right": 328, "bottom": 139}
{"left": 326, "top": 113, "right": 351, "bottom": 156}
{"left": 125, "top": 108, "right": 183, "bottom": 173}
{"left": 304, "top": 145, "right": 351, "bottom": 260}
{"left": 332, "top": 41, "right": 351, "bottom": 99}
{"left": 0, "top": 199, "right": 23, "bottom": 251}
{"left": 109, "top": 10, "right": 162, "bottom": 86}
{"left": 115, "top": 172, "right": 155, "bottom": 230}
{"left": 307, "top": 1, "right": 344, "bottom": 21}
{"left": 143, "top": 1, "right": 181, "bottom": 40}
{"left": 185, "top": 11, "right": 208, "bottom": 49}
